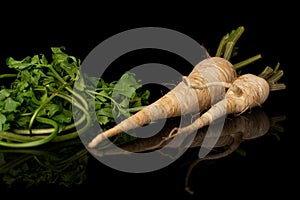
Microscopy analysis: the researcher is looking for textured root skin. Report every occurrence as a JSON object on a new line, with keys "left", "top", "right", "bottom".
{"left": 173, "top": 74, "right": 270, "bottom": 137}
{"left": 88, "top": 57, "right": 237, "bottom": 148}
{"left": 224, "top": 73, "right": 270, "bottom": 114}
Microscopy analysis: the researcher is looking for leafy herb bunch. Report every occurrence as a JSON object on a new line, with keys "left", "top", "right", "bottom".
{"left": 0, "top": 47, "right": 150, "bottom": 148}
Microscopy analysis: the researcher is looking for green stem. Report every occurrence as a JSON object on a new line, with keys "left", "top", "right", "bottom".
{"left": 223, "top": 26, "right": 245, "bottom": 60}
{"left": 273, "top": 62, "right": 280, "bottom": 73}
{"left": 0, "top": 74, "right": 17, "bottom": 79}
{"left": 13, "top": 92, "right": 86, "bottom": 135}
{"left": 269, "top": 83, "right": 286, "bottom": 91}
{"left": 47, "top": 65, "right": 89, "bottom": 110}
{"left": 12, "top": 107, "right": 86, "bottom": 135}
{"left": 215, "top": 33, "right": 229, "bottom": 57}
{"left": 258, "top": 66, "right": 274, "bottom": 79}
{"left": 66, "top": 87, "right": 89, "bottom": 110}
{"left": 49, "top": 93, "right": 91, "bottom": 142}
{"left": 258, "top": 63, "right": 286, "bottom": 91}
{"left": 87, "top": 90, "right": 123, "bottom": 112}
{"left": 28, "top": 83, "right": 67, "bottom": 134}
{"left": 47, "top": 66, "right": 67, "bottom": 85}
{"left": 0, "top": 130, "right": 43, "bottom": 142}
{"left": 0, "top": 92, "right": 91, "bottom": 144}
{"left": 268, "top": 70, "right": 284, "bottom": 83}
{"left": 0, "top": 117, "right": 59, "bottom": 148}
{"left": 233, "top": 54, "right": 262, "bottom": 69}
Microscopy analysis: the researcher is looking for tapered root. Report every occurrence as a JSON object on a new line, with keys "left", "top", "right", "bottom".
{"left": 88, "top": 57, "right": 237, "bottom": 148}
{"left": 166, "top": 74, "right": 270, "bottom": 140}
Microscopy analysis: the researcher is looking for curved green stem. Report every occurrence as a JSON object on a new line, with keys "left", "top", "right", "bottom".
{"left": 87, "top": 90, "right": 123, "bottom": 112}
{"left": 0, "top": 117, "right": 59, "bottom": 148}
{"left": 28, "top": 84, "right": 66, "bottom": 134}
{"left": 13, "top": 92, "right": 87, "bottom": 135}
{"left": 49, "top": 93, "right": 91, "bottom": 142}
{"left": 12, "top": 113, "right": 86, "bottom": 135}
{"left": 47, "top": 65, "right": 89, "bottom": 110}
{"left": 66, "top": 87, "right": 89, "bottom": 110}
{"left": 0, "top": 130, "right": 43, "bottom": 142}
{"left": 0, "top": 92, "right": 90, "bottom": 145}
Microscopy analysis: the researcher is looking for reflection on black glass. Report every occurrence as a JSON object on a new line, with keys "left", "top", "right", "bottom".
{"left": 92, "top": 107, "right": 285, "bottom": 156}
{"left": 90, "top": 107, "right": 285, "bottom": 194}
{"left": 0, "top": 139, "right": 88, "bottom": 189}
{"left": 0, "top": 107, "right": 285, "bottom": 191}
{"left": 182, "top": 107, "right": 286, "bottom": 194}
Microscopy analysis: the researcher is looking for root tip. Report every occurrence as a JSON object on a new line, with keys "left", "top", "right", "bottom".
{"left": 185, "top": 187, "right": 194, "bottom": 195}
{"left": 87, "top": 134, "right": 106, "bottom": 148}
{"left": 87, "top": 141, "right": 97, "bottom": 148}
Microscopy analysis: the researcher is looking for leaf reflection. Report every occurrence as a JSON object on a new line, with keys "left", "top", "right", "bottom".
{"left": 0, "top": 139, "right": 88, "bottom": 189}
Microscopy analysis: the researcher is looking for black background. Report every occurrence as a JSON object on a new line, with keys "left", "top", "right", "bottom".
{"left": 0, "top": 2, "right": 298, "bottom": 199}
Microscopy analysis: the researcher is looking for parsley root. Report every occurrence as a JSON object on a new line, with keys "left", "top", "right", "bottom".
{"left": 88, "top": 26, "right": 265, "bottom": 148}
{"left": 167, "top": 73, "right": 271, "bottom": 138}
{"left": 88, "top": 56, "right": 238, "bottom": 147}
